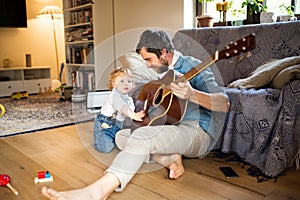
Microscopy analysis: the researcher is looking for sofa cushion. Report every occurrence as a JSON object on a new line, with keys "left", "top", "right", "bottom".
{"left": 228, "top": 56, "right": 300, "bottom": 89}
{"left": 118, "top": 51, "right": 159, "bottom": 82}
{"left": 271, "top": 64, "right": 300, "bottom": 89}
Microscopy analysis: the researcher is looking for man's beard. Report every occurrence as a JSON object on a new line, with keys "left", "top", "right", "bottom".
{"left": 155, "top": 58, "right": 169, "bottom": 74}
{"left": 156, "top": 64, "right": 169, "bottom": 74}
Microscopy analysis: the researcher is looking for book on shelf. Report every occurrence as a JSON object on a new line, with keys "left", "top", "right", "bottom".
{"left": 84, "top": 10, "right": 90, "bottom": 23}
{"left": 86, "top": 44, "right": 94, "bottom": 64}
{"left": 65, "top": 28, "right": 93, "bottom": 42}
{"left": 66, "top": 45, "right": 94, "bottom": 64}
{"left": 69, "top": 9, "right": 92, "bottom": 25}
{"left": 71, "top": 70, "right": 95, "bottom": 91}
{"left": 82, "top": 28, "right": 93, "bottom": 36}
{"left": 68, "top": 0, "right": 93, "bottom": 8}
{"left": 81, "top": 48, "right": 87, "bottom": 64}
{"left": 81, "top": 36, "right": 93, "bottom": 41}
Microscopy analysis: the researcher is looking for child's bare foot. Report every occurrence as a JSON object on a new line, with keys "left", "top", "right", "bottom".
{"left": 152, "top": 153, "right": 185, "bottom": 179}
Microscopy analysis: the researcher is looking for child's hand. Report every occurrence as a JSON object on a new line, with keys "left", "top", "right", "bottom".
{"left": 131, "top": 110, "right": 145, "bottom": 121}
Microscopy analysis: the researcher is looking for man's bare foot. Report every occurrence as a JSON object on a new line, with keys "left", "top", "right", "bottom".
{"left": 41, "top": 172, "right": 120, "bottom": 200}
{"left": 41, "top": 186, "right": 102, "bottom": 200}
{"left": 167, "top": 155, "right": 185, "bottom": 179}
{"left": 41, "top": 186, "right": 99, "bottom": 200}
{"left": 41, "top": 187, "right": 66, "bottom": 200}
{"left": 152, "top": 153, "right": 185, "bottom": 179}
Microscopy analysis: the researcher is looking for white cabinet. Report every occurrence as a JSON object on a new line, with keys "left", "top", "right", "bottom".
{"left": 0, "top": 81, "right": 24, "bottom": 97}
{"left": 0, "top": 66, "right": 51, "bottom": 97}
{"left": 24, "top": 79, "right": 51, "bottom": 94}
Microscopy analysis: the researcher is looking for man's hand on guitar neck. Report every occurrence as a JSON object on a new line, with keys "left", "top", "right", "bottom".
{"left": 169, "top": 81, "right": 193, "bottom": 100}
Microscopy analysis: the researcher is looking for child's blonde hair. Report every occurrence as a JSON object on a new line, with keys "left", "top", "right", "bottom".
{"left": 107, "top": 67, "right": 132, "bottom": 91}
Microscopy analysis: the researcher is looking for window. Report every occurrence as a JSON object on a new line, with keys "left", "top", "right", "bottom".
{"left": 205, "top": 0, "right": 247, "bottom": 21}
{"left": 199, "top": 0, "right": 299, "bottom": 23}
{"left": 266, "top": 0, "right": 294, "bottom": 15}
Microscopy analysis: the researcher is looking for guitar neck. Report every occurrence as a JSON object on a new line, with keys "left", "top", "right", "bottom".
{"left": 175, "top": 51, "right": 219, "bottom": 84}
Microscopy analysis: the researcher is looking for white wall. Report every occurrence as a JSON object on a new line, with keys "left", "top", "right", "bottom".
{"left": 0, "top": 0, "right": 64, "bottom": 81}
{"left": 113, "top": 0, "right": 184, "bottom": 56}
{"left": 94, "top": 0, "right": 186, "bottom": 89}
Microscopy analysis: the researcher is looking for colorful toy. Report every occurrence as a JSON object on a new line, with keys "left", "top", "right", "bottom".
{"left": 34, "top": 171, "right": 53, "bottom": 184}
{"left": 0, "top": 174, "right": 19, "bottom": 195}
{"left": 11, "top": 91, "right": 28, "bottom": 100}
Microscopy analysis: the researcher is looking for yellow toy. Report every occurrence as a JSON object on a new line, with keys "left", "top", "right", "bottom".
{"left": 11, "top": 91, "right": 28, "bottom": 100}
{"left": 0, "top": 104, "right": 5, "bottom": 117}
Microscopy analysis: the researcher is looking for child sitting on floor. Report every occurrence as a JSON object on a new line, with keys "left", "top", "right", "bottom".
{"left": 93, "top": 67, "right": 145, "bottom": 153}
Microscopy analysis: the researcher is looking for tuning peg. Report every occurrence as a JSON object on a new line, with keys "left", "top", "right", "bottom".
{"left": 237, "top": 55, "right": 243, "bottom": 61}
{"left": 246, "top": 52, "right": 252, "bottom": 58}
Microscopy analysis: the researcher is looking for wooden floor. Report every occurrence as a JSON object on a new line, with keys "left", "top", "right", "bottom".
{"left": 1, "top": 122, "right": 300, "bottom": 200}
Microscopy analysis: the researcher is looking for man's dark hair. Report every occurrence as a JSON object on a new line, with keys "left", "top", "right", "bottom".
{"left": 136, "top": 29, "right": 175, "bottom": 58}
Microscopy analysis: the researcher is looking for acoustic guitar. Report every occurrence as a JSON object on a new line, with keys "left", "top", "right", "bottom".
{"left": 131, "top": 33, "right": 256, "bottom": 131}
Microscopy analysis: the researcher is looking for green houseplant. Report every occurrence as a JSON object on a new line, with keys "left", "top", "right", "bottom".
{"left": 279, "top": 4, "right": 294, "bottom": 16}
{"left": 231, "top": 8, "right": 246, "bottom": 25}
{"left": 241, "top": 0, "right": 267, "bottom": 24}
{"left": 241, "top": 0, "right": 267, "bottom": 15}
{"left": 197, "top": 0, "right": 214, "bottom": 3}
{"left": 279, "top": 4, "right": 296, "bottom": 21}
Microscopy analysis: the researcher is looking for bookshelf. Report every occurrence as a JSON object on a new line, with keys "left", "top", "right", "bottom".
{"left": 63, "top": 0, "right": 95, "bottom": 91}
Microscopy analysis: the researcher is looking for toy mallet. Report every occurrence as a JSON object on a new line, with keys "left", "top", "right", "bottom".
{"left": 0, "top": 174, "right": 19, "bottom": 195}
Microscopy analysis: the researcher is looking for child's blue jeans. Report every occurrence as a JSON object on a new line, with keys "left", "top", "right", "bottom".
{"left": 93, "top": 113, "right": 124, "bottom": 153}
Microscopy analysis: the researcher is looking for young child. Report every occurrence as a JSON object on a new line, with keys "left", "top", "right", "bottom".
{"left": 93, "top": 67, "right": 145, "bottom": 153}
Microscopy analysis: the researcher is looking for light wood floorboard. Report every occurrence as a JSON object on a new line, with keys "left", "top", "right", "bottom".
{"left": 0, "top": 122, "right": 299, "bottom": 200}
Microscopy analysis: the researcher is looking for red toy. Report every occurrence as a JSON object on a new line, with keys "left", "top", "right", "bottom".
{"left": 0, "top": 174, "right": 19, "bottom": 195}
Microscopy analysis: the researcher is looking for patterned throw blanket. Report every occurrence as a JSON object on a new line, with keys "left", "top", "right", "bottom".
{"left": 215, "top": 80, "right": 300, "bottom": 177}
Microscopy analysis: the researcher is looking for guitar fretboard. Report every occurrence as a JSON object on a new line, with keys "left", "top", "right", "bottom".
{"left": 175, "top": 52, "right": 219, "bottom": 84}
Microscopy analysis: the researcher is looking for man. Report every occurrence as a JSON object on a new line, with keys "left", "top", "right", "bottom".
{"left": 41, "top": 29, "right": 230, "bottom": 200}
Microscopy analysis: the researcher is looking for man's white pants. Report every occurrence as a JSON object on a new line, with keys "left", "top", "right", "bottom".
{"left": 105, "top": 120, "right": 210, "bottom": 191}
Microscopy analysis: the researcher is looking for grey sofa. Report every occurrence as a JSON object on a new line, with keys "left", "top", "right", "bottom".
{"left": 172, "top": 21, "right": 300, "bottom": 178}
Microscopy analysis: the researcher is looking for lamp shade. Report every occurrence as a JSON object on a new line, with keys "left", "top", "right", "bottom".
{"left": 37, "top": 5, "right": 63, "bottom": 19}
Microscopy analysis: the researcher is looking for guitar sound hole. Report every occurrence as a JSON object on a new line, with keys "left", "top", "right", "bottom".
{"left": 154, "top": 89, "right": 163, "bottom": 105}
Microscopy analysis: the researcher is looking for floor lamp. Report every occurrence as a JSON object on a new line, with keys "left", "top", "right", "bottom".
{"left": 37, "top": 6, "right": 63, "bottom": 84}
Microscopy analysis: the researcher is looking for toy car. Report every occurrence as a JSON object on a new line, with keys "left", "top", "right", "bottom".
{"left": 11, "top": 91, "right": 28, "bottom": 100}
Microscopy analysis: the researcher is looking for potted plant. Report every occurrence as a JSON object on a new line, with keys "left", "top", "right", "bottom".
{"left": 279, "top": 4, "right": 296, "bottom": 21}
{"left": 231, "top": 8, "right": 245, "bottom": 26}
{"left": 260, "top": 9, "right": 277, "bottom": 23}
{"left": 260, "top": 6, "right": 278, "bottom": 24}
{"left": 196, "top": 0, "right": 215, "bottom": 27}
{"left": 241, "top": 0, "right": 267, "bottom": 24}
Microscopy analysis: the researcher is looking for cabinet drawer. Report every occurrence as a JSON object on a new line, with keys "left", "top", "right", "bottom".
{"left": 24, "top": 79, "right": 51, "bottom": 94}
{"left": 0, "top": 81, "right": 24, "bottom": 97}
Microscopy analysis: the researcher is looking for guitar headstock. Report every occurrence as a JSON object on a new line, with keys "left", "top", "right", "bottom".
{"left": 217, "top": 33, "right": 255, "bottom": 60}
